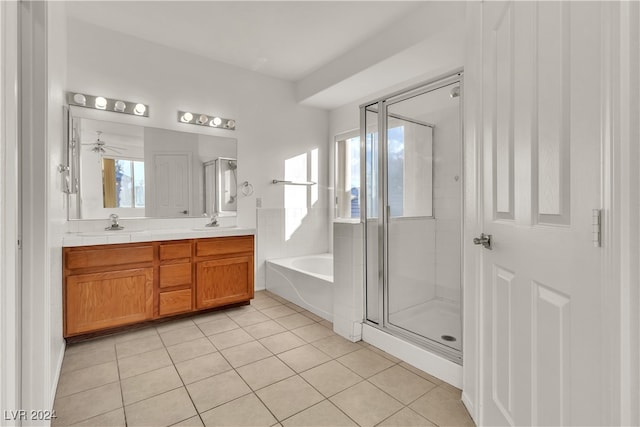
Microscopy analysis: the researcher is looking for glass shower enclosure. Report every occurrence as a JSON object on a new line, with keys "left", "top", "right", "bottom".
{"left": 361, "top": 72, "right": 463, "bottom": 363}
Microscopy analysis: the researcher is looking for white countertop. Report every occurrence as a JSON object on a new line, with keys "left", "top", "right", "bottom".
{"left": 62, "top": 226, "right": 256, "bottom": 247}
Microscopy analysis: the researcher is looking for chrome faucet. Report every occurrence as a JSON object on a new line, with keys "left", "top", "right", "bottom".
{"left": 205, "top": 213, "right": 219, "bottom": 227}
{"left": 105, "top": 213, "right": 124, "bottom": 231}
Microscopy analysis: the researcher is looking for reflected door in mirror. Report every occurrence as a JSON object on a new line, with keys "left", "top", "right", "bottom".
{"left": 149, "top": 153, "right": 191, "bottom": 217}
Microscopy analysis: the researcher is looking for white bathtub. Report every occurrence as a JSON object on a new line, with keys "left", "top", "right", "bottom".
{"left": 266, "top": 253, "right": 333, "bottom": 322}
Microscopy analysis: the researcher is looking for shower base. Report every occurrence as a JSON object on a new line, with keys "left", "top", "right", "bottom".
{"left": 389, "top": 298, "right": 461, "bottom": 351}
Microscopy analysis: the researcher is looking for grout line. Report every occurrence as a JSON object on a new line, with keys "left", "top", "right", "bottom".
{"left": 203, "top": 336, "right": 281, "bottom": 423}
{"left": 161, "top": 324, "right": 207, "bottom": 427}
{"left": 114, "top": 340, "right": 127, "bottom": 427}
{"left": 54, "top": 378, "right": 121, "bottom": 401}
{"left": 231, "top": 369, "right": 280, "bottom": 423}
{"left": 166, "top": 343, "right": 219, "bottom": 366}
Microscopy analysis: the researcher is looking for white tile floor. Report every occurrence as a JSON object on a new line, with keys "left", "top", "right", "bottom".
{"left": 53, "top": 291, "right": 474, "bottom": 427}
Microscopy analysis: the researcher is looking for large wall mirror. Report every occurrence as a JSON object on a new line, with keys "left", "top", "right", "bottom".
{"left": 67, "top": 112, "right": 237, "bottom": 220}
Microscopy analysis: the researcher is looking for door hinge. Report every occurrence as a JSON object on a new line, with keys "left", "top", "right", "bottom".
{"left": 17, "top": 239, "right": 22, "bottom": 250}
{"left": 592, "top": 209, "right": 601, "bottom": 248}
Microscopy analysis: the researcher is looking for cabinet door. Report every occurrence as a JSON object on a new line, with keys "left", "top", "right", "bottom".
{"left": 65, "top": 267, "right": 153, "bottom": 336}
{"left": 196, "top": 256, "right": 253, "bottom": 309}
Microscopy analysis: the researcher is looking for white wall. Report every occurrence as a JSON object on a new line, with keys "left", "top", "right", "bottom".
{"left": 47, "top": 1, "right": 68, "bottom": 412}
{"left": 66, "top": 19, "right": 330, "bottom": 230}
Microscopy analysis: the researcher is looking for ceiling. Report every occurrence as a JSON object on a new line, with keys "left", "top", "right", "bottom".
{"left": 66, "top": 1, "right": 465, "bottom": 109}
{"left": 66, "top": 1, "right": 421, "bottom": 81}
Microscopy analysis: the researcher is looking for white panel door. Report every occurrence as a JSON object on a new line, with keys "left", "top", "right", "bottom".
{"left": 480, "top": 2, "right": 603, "bottom": 426}
{"left": 153, "top": 153, "right": 191, "bottom": 217}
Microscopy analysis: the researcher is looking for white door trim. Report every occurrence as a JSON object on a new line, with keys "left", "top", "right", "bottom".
{"left": 19, "top": 0, "right": 55, "bottom": 416}
{"left": 600, "top": 2, "right": 640, "bottom": 425}
{"left": 461, "top": 2, "right": 483, "bottom": 424}
{"left": 0, "top": 1, "right": 22, "bottom": 423}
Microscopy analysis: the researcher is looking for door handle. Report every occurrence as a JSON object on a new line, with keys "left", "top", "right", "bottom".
{"left": 180, "top": 210, "right": 188, "bottom": 215}
{"left": 473, "top": 233, "right": 492, "bottom": 250}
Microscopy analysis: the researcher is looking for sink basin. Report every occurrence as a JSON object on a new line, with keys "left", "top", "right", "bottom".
{"left": 78, "top": 230, "right": 146, "bottom": 237}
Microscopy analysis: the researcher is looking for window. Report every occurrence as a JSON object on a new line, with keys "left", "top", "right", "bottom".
{"left": 387, "top": 125, "right": 404, "bottom": 217}
{"left": 102, "top": 158, "right": 145, "bottom": 208}
{"left": 386, "top": 118, "right": 433, "bottom": 219}
{"left": 335, "top": 133, "right": 361, "bottom": 219}
{"left": 336, "top": 119, "right": 433, "bottom": 220}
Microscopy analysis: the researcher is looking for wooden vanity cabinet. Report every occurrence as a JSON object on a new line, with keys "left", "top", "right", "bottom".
{"left": 195, "top": 236, "right": 255, "bottom": 309}
{"left": 64, "top": 244, "right": 154, "bottom": 336}
{"left": 63, "top": 235, "right": 254, "bottom": 338}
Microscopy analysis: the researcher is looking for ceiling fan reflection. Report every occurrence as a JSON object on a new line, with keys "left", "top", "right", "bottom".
{"left": 81, "top": 131, "right": 125, "bottom": 155}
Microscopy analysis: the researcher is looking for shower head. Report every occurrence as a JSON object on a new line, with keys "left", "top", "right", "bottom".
{"left": 450, "top": 86, "right": 460, "bottom": 98}
{"left": 228, "top": 160, "right": 237, "bottom": 170}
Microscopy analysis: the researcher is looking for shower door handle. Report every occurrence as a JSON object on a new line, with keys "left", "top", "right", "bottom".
{"left": 473, "top": 233, "right": 492, "bottom": 250}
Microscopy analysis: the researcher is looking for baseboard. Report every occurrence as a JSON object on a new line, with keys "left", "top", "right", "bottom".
{"left": 461, "top": 391, "right": 477, "bottom": 425}
{"left": 49, "top": 341, "right": 65, "bottom": 409}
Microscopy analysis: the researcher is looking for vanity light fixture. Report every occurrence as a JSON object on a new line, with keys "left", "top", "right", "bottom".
{"left": 95, "top": 96, "right": 108, "bottom": 110}
{"left": 177, "top": 110, "right": 236, "bottom": 130}
{"left": 133, "top": 103, "right": 146, "bottom": 115}
{"left": 73, "top": 93, "right": 87, "bottom": 106}
{"left": 181, "top": 112, "right": 194, "bottom": 123}
{"left": 114, "top": 100, "right": 126, "bottom": 112}
{"left": 66, "top": 92, "right": 150, "bottom": 117}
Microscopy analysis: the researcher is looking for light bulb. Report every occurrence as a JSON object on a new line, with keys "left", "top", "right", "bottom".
{"left": 73, "top": 93, "right": 86, "bottom": 106}
{"left": 181, "top": 112, "right": 193, "bottom": 122}
{"left": 95, "top": 96, "right": 107, "bottom": 109}
{"left": 226, "top": 119, "right": 236, "bottom": 129}
{"left": 212, "top": 117, "right": 222, "bottom": 126}
{"left": 133, "top": 104, "right": 146, "bottom": 115}
{"left": 114, "top": 100, "right": 126, "bottom": 112}
{"left": 197, "top": 114, "right": 208, "bottom": 124}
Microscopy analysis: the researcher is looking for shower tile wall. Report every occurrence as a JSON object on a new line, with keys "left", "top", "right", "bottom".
{"left": 333, "top": 222, "right": 364, "bottom": 342}
{"left": 256, "top": 208, "right": 330, "bottom": 289}
{"left": 432, "top": 107, "right": 462, "bottom": 304}
{"left": 388, "top": 219, "right": 436, "bottom": 315}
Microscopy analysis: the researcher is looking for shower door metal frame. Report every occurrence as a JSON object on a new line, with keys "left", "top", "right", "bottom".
{"left": 360, "top": 70, "right": 464, "bottom": 364}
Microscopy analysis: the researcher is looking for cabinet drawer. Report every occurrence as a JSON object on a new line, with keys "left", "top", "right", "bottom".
{"left": 66, "top": 245, "right": 153, "bottom": 270}
{"left": 159, "top": 263, "right": 192, "bottom": 288}
{"left": 159, "top": 289, "right": 192, "bottom": 316}
{"left": 196, "top": 236, "right": 253, "bottom": 257}
{"left": 159, "top": 243, "right": 191, "bottom": 261}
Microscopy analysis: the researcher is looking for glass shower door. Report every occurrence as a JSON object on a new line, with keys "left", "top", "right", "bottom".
{"left": 362, "top": 74, "right": 463, "bottom": 362}
{"left": 385, "top": 80, "right": 462, "bottom": 358}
